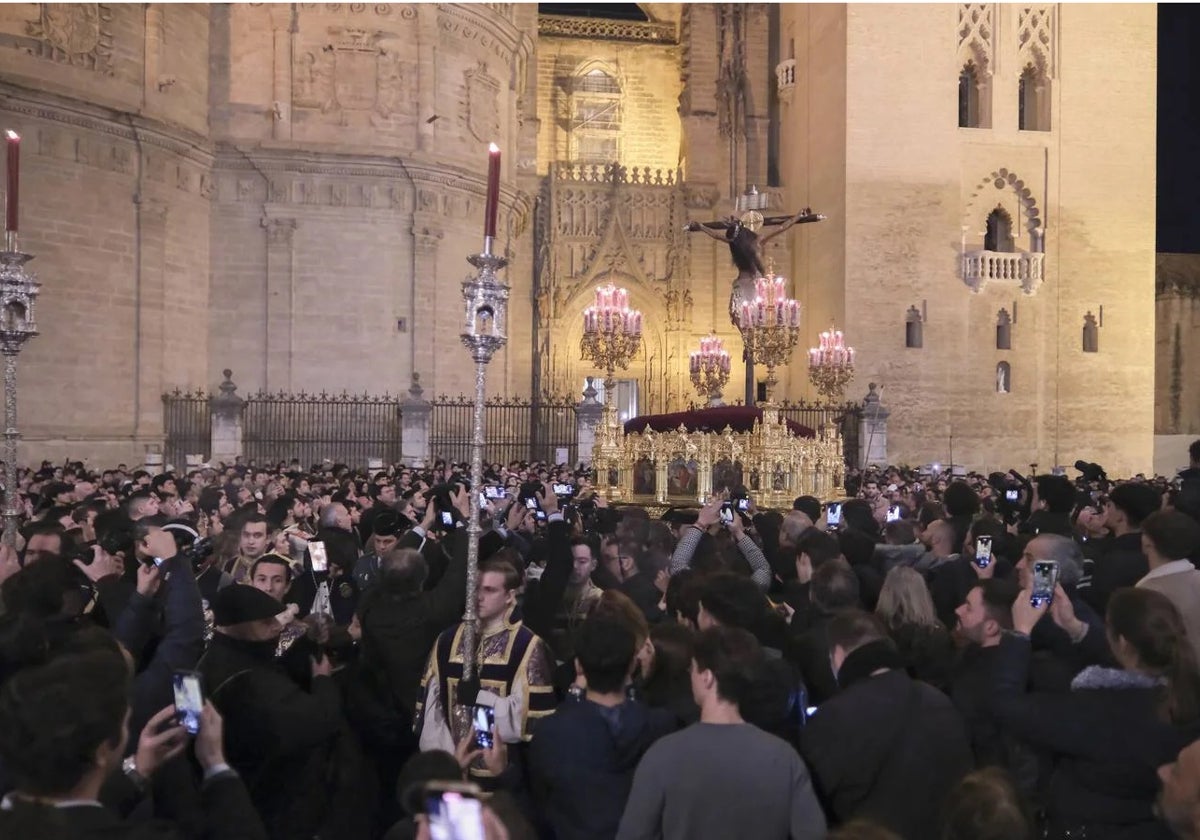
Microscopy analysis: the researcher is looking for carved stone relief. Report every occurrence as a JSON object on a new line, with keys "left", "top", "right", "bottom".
{"left": 465, "top": 61, "right": 501, "bottom": 142}
{"left": 957, "top": 4, "right": 994, "bottom": 73}
{"left": 25, "top": 3, "right": 115, "bottom": 74}
{"left": 1017, "top": 5, "right": 1055, "bottom": 77}
{"left": 291, "top": 18, "right": 417, "bottom": 129}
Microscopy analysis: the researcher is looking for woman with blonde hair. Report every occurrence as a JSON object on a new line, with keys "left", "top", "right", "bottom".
{"left": 875, "top": 566, "right": 955, "bottom": 690}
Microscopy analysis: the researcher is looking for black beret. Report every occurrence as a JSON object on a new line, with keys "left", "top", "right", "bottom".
{"left": 212, "top": 584, "right": 284, "bottom": 626}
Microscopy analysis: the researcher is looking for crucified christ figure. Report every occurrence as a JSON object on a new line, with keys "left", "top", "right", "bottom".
{"left": 686, "top": 207, "right": 825, "bottom": 321}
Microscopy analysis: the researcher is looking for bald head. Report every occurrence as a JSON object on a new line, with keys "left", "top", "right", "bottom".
{"left": 927, "top": 519, "right": 956, "bottom": 558}
{"left": 380, "top": 547, "right": 427, "bottom": 595}
{"left": 781, "top": 510, "right": 815, "bottom": 546}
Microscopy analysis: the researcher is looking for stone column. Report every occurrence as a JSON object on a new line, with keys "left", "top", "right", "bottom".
{"left": 134, "top": 198, "right": 169, "bottom": 444}
{"left": 575, "top": 378, "right": 604, "bottom": 466}
{"left": 269, "top": 4, "right": 293, "bottom": 140}
{"left": 262, "top": 216, "right": 297, "bottom": 390}
{"left": 400, "top": 372, "right": 432, "bottom": 468}
{"left": 210, "top": 369, "right": 245, "bottom": 465}
{"left": 859, "top": 383, "right": 890, "bottom": 469}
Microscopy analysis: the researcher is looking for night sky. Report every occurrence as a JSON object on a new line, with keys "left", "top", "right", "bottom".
{"left": 1158, "top": 4, "right": 1200, "bottom": 254}
{"left": 544, "top": 4, "right": 1197, "bottom": 253}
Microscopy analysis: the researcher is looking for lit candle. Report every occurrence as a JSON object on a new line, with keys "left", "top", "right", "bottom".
{"left": 483, "top": 143, "right": 501, "bottom": 240}
{"left": 5, "top": 131, "right": 18, "bottom": 234}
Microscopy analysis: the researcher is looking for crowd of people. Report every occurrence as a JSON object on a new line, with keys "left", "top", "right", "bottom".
{"left": 1, "top": 439, "right": 1199, "bottom": 840}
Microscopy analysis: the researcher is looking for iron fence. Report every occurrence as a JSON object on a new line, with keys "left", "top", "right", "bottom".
{"left": 162, "top": 389, "right": 212, "bottom": 470}
{"left": 430, "top": 395, "right": 579, "bottom": 466}
{"left": 774, "top": 400, "right": 863, "bottom": 466}
{"left": 241, "top": 391, "right": 403, "bottom": 467}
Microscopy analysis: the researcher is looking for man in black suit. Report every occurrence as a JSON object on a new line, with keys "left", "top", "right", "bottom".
{"left": 0, "top": 649, "right": 264, "bottom": 840}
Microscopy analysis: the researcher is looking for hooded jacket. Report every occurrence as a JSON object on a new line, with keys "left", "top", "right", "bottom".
{"left": 530, "top": 696, "right": 676, "bottom": 840}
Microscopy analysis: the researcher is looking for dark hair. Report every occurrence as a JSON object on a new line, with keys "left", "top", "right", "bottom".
{"left": 250, "top": 554, "right": 292, "bottom": 581}
{"left": 122, "top": 491, "right": 155, "bottom": 519}
{"left": 568, "top": 536, "right": 596, "bottom": 561}
{"left": 792, "top": 495, "right": 822, "bottom": 522}
{"left": 0, "top": 651, "right": 130, "bottom": 796}
{"left": 883, "top": 520, "right": 916, "bottom": 546}
{"left": 796, "top": 529, "right": 842, "bottom": 569}
{"left": 943, "top": 481, "right": 980, "bottom": 518}
{"left": 1036, "top": 475, "right": 1075, "bottom": 515}
{"left": 811, "top": 560, "right": 861, "bottom": 612}
{"left": 380, "top": 547, "right": 427, "bottom": 595}
{"left": 971, "top": 579, "right": 1018, "bottom": 630}
{"left": 575, "top": 615, "right": 637, "bottom": 694}
{"left": 1189, "top": 438, "right": 1200, "bottom": 464}
{"left": 665, "top": 569, "right": 701, "bottom": 626}
{"left": 698, "top": 573, "right": 767, "bottom": 632}
{"left": 941, "top": 767, "right": 1032, "bottom": 840}
{"left": 827, "top": 609, "right": 888, "bottom": 656}
{"left": 240, "top": 512, "right": 270, "bottom": 533}
{"left": 917, "top": 500, "right": 945, "bottom": 529}
{"left": 478, "top": 557, "right": 522, "bottom": 592}
{"left": 1108, "top": 483, "right": 1162, "bottom": 529}
{"left": 0, "top": 557, "right": 88, "bottom": 620}
{"left": 1141, "top": 510, "right": 1200, "bottom": 562}
{"left": 692, "top": 626, "right": 762, "bottom": 706}
{"left": 841, "top": 500, "right": 879, "bottom": 539}
{"left": 1106, "top": 587, "right": 1200, "bottom": 725}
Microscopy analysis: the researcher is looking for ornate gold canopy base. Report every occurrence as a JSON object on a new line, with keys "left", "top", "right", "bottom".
{"left": 591, "top": 404, "right": 844, "bottom": 509}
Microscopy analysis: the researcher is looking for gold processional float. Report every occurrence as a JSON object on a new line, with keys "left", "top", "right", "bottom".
{"left": 581, "top": 230, "right": 856, "bottom": 512}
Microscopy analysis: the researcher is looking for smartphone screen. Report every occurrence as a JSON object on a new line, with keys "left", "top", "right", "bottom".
{"left": 736, "top": 498, "right": 751, "bottom": 512}
{"left": 826, "top": 503, "right": 842, "bottom": 528}
{"left": 472, "top": 705, "right": 495, "bottom": 750}
{"left": 426, "top": 789, "right": 485, "bottom": 840}
{"left": 172, "top": 671, "right": 203, "bottom": 736}
{"left": 1005, "top": 489, "right": 1019, "bottom": 502}
{"left": 524, "top": 497, "right": 539, "bottom": 511}
{"left": 885, "top": 505, "right": 901, "bottom": 523}
{"left": 719, "top": 502, "right": 734, "bottom": 525}
{"left": 535, "top": 509, "right": 547, "bottom": 523}
{"left": 974, "top": 536, "right": 993, "bottom": 569}
{"left": 1031, "top": 560, "right": 1059, "bottom": 607}
{"left": 485, "top": 485, "right": 506, "bottom": 500}
{"left": 553, "top": 483, "right": 573, "bottom": 497}
{"left": 478, "top": 492, "right": 487, "bottom": 509}
{"left": 308, "top": 541, "right": 328, "bottom": 573}
{"left": 440, "top": 510, "right": 455, "bottom": 528}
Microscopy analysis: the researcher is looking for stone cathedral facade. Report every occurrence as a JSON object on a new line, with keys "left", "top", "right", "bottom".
{"left": 0, "top": 3, "right": 1158, "bottom": 474}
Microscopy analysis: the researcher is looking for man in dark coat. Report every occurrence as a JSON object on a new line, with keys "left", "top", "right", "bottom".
{"left": 530, "top": 614, "right": 676, "bottom": 840}
{"left": 800, "top": 610, "right": 972, "bottom": 839}
{"left": 198, "top": 584, "right": 343, "bottom": 840}
{"left": 1082, "top": 482, "right": 1160, "bottom": 614}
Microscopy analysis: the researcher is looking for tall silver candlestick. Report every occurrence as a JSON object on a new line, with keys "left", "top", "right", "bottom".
{"left": 459, "top": 239, "right": 508, "bottom": 681}
{"left": 0, "top": 234, "right": 39, "bottom": 546}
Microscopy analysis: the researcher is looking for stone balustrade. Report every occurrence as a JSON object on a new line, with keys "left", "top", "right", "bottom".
{"left": 962, "top": 250, "right": 1045, "bottom": 295}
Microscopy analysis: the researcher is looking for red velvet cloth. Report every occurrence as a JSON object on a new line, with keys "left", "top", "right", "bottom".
{"left": 623, "top": 406, "right": 815, "bottom": 438}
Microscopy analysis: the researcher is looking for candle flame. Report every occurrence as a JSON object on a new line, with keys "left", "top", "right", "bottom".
{"left": 488, "top": 142, "right": 500, "bottom": 153}
{"left": 4, "top": 131, "right": 17, "bottom": 141}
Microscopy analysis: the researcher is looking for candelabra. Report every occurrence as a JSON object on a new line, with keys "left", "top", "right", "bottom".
{"left": 733, "top": 275, "right": 801, "bottom": 404}
{"left": 0, "top": 233, "right": 39, "bottom": 546}
{"left": 580, "top": 283, "right": 643, "bottom": 396}
{"left": 807, "top": 325, "right": 856, "bottom": 403}
{"left": 689, "top": 333, "right": 731, "bottom": 407}
{"left": 458, "top": 239, "right": 508, "bottom": 681}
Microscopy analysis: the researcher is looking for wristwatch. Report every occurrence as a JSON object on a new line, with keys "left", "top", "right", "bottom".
{"left": 122, "top": 755, "right": 147, "bottom": 792}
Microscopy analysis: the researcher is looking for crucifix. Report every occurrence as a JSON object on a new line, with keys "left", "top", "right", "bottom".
{"left": 686, "top": 201, "right": 825, "bottom": 405}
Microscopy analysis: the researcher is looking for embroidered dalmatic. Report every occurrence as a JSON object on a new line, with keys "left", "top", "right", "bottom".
{"left": 416, "top": 615, "right": 555, "bottom": 774}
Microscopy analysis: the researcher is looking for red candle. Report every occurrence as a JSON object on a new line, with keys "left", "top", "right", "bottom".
{"left": 5, "top": 131, "right": 18, "bottom": 234}
{"left": 483, "top": 143, "right": 500, "bottom": 239}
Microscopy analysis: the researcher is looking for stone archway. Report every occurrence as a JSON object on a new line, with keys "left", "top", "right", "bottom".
{"left": 964, "top": 168, "right": 1043, "bottom": 237}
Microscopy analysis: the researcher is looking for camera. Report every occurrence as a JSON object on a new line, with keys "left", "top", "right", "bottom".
{"left": 179, "top": 537, "right": 215, "bottom": 565}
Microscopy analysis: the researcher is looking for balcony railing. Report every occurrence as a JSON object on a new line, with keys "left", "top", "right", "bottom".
{"left": 776, "top": 59, "right": 796, "bottom": 101}
{"left": 962, "top": 250, "right": 1045, "bottom": 295}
